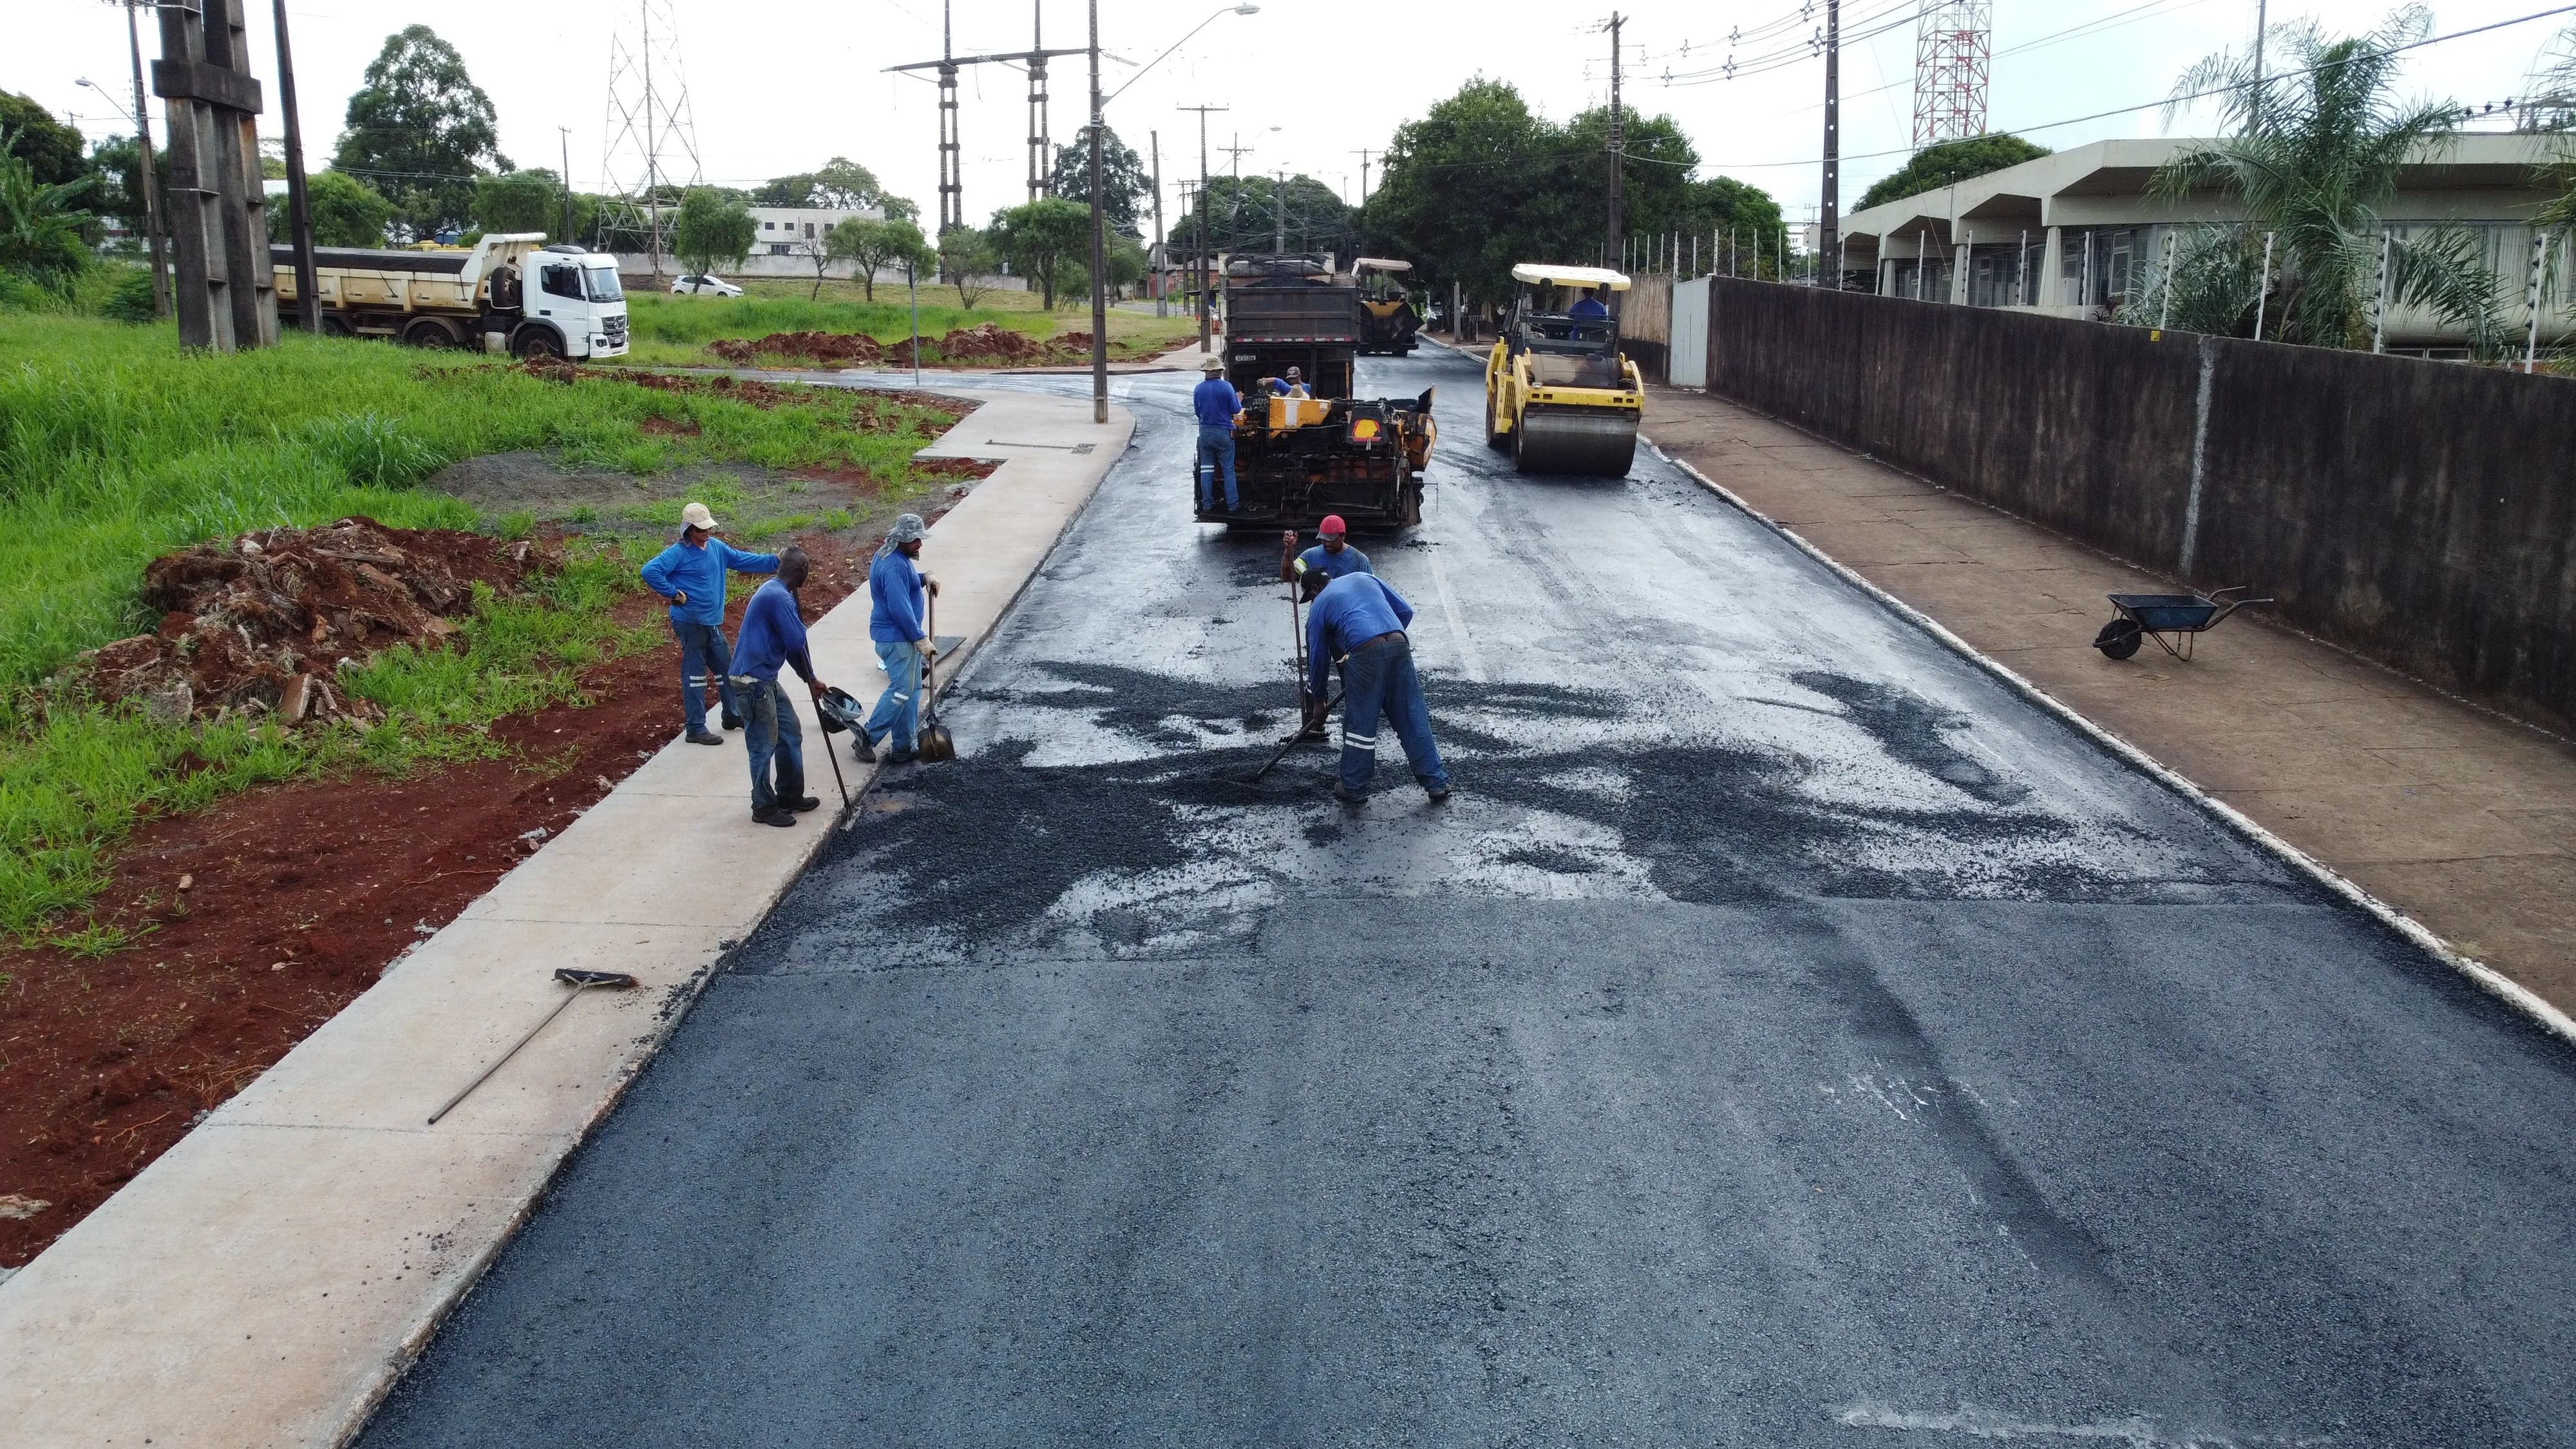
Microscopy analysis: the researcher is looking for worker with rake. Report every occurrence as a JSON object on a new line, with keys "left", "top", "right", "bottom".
{"left": 854, "top": 513, "right": 938, "bottom": 764}
{"left": 1302, "top": 569, "right": 1450, "bottom": 804}
{"left": 727, "top": 545, "right": 831, "bottom": 827}
{"left": 639, "top": 500, "right": 778, "bottom": 746}
{"left": 1278, "top": 513, "right": 1373, "bottom": 585}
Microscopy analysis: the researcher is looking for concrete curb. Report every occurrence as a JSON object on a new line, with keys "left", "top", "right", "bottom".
{"left": 1645, "top": 437, "right": 2576, "bottom": 1050}
{"left": 0, "top": 391, "right": 1135, "bottom": 1449}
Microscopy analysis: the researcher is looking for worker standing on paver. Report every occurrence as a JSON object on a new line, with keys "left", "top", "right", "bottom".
{"left": 855, "top": 513, "right": 939, "bottom": 764}
{"left": 638, "top": 501, "right": 778, "bottom": 745}
{"left": 1193, "top": 356, "right": 1243, "bottom": 513}
{"left": 726, "top": 544, "right": 830, "bottom": 827}
{"left": 1278, "top": 514, "right": 1373, "bottom": 584}
{"left": 1302, "top": 569, "right": 1450, "bottom": 804}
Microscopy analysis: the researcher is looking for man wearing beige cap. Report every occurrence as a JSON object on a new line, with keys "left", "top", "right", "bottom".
{"left": 639, "top": 500, "right": 781, "bottom": 745}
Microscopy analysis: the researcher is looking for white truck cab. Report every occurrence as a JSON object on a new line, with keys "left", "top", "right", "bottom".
{"left": 514, "top": 245, "right": 631, "bottom": 360}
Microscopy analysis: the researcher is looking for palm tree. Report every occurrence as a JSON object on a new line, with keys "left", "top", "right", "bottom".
{"left": 0, "top": 126, "right": 97, "bottom": 290}
{"left": 2143, "top": 5, "right": 2506, "bottom": 353}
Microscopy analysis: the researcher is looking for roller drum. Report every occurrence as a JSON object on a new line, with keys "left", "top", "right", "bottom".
{"left": 1511, "top": 407, "right": 1638, "bottom": 477}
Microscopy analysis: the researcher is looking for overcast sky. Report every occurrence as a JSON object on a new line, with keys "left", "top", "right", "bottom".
{"left": 18, "top": 0, "right": 2567, "bottom": 240}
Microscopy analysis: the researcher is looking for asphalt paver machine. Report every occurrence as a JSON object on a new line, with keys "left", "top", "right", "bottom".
{"left": 1482, "top": 263, "right": 1642, "bottom": 476}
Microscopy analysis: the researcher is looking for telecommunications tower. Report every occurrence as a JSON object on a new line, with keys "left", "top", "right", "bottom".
{"left": 598, "top": 0, "right": 704, "bottom": 279}
{"left": 1910, "top": 0, "right": 1991, "bottom": 147}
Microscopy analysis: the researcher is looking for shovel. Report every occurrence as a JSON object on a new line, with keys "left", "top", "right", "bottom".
{"left": 917, "top": 591, "right": 956, "bottom": 762}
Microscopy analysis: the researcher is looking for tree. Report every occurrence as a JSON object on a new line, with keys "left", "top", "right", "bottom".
{"left": 756, "top": 157, "right": 918, "bottom": 221}
{"left": 331, "top": 26, "right": 508, "bottom": 238}
{"left": 672, "top": 187, "right": 755, "bottom": 277}
{"left": 0, "top": 95, "right": 87, "bottom": 188}
{"left": 990, "top": 197, "right": 1091, "bottom": 308}
{"left": 1048, "top": 125, "right": 1151, "bottom": 238}
{"left": 939, "top": 225, "right": 999, "bottom": 307}
{"left": 1857, "top": 136, "right": 2050, "bottom": 211}
{"left": 298, "top": 170, "right": 395, "bottom": 247}
{"left": 824, "top": 216, "right": 933, "bottom": 301}
{"left": 0, "top": 127, "right": 97, "bottom": 287}
{"left": 1190, "top": 173, "right": 1355, "bottom": 258}
{"left": 2149, "top": 5, "right": 2503, "bottom": 352}
{"left": 473, "top": 168, "right": 592, "bottom": 245}
{"left": 85, "top": 134, "right": 165, "bottom": 234}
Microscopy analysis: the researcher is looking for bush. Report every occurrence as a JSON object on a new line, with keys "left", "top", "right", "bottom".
{"left": 302, "top": 410, "right": 448, "bottom": 489}
{"left": 99, "top": 265, "right": 156, "bottom": 323}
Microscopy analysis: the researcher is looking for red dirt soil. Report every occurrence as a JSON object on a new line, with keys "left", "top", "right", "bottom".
{"left": 0, "top": 533, "right": 892, "bottom": 1269}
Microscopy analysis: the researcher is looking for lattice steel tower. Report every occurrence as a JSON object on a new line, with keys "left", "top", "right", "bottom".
{"left": 598, "top": 0, "right": 705, "bottom": 278}
{"left": 1911, "top": 0, "right": 1991, "bottom": 147}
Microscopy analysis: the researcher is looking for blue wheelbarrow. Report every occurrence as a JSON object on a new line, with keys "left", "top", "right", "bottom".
{"left": 2092, "top": 587, "right": 2270, "bottom": 661}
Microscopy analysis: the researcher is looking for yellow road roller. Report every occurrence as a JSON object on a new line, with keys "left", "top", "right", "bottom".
{"left": 1482, "top": 263, "right": 1640, "bottom": 475}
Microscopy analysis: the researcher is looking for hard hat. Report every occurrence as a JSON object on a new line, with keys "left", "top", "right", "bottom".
{"left": 1318, "top": 514, "right": 1347, "bottom": 536}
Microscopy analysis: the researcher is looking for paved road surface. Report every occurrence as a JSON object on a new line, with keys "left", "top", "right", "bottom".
{"left": 360, "top": 350, "right": 2576, "bottom": 1447}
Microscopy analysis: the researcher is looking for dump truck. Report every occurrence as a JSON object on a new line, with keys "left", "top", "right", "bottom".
{"left": 1354, "top": 258, "right": 1422, "bottom": 355}
{"left": 272, "top": 233, "right": 629, "bottom": 360}
{"left": 1482, "top": 263, "right": 1641, "bottom": 475}
{"left": 1195, "top": 253, "right": 1435, "bottom": 532}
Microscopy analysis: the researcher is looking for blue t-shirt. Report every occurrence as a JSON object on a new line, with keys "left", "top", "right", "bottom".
{"left": 1193, "top": 377, "right": 1242, "bottom": 429}
{"left": 1569, "top": 297, "right": 1609, "bottom": 319}
{"left": 1293, "top": 542, "right": 1372, "bottom": 582}
{"left": 638, "top": 536, "right": 779, "bottom": 626}
{"left": 1305, "top": 574, "right": 1415, "bottom": 698}
{"left": 728, "top": 578, "right": 814, "bottom": 684}
{"left": 868, "top": 549, "right": 927, "bottom": 644}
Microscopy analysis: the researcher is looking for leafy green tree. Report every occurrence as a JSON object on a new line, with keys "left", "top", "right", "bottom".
{"left": 938, "top": 225, "right": 999, "bottom": 306}
{"left": 672, "top": 187, "right": 755, "bottom": 278}
{"left": 1857, "top": 136, "right": 2050, "bottom": 211}
{"left": 825, "top": 216, "right": 933, "bottom": 301}
{"left": 287, "top": 170, "right": 396, "bottom": 247}
{"left": 331, "top": 26, "right": 509, "bottom": 238}
{"left": 757, "top": 157, "right": 918, "bottom": 221}
{"left": 472, "top": 168, "right": 592, "bottom": 244}
{"left": 1049, "top": 125, "right": 1152, "bottom": 238}
{"left": 0, "top": 95, "right": 87, "bottom": 188}
{"left": 990, "top": 197, "right": 1091, "bottom": 309}
{"left": 2150, "top": 5, "right": 2502, "bottom": 351}
{"left": 0, "top": 127, "right": 97, "bottom": 287}
{"left": 1191, "top": 173, "right": 1354, "bottom": 258}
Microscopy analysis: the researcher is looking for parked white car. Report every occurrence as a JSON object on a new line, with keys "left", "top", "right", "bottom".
{"left": 670, "top": 274, "right": 743, "bottom": 298}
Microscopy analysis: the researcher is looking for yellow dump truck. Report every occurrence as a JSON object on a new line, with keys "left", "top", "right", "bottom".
{"left": 1482, "top": 263, "right": 1640, "bottom": 475}
{"left": 270, "top": 233, "right": 629, "bottom": 360}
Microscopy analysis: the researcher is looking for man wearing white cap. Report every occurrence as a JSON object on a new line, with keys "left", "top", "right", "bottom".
{"left": 639, "top": 500, "right": 781, "bottom": 745}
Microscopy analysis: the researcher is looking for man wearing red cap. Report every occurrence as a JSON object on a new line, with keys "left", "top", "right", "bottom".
{"left": 1278, "top": 515, "right": 1373, "bottom": 585}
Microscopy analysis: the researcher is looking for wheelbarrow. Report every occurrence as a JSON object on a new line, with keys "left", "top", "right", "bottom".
{"left": 2092, "top": 587, "right": 2271, "bottom": 661}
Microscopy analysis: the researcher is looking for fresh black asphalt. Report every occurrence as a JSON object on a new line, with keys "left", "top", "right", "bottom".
{"left": 358, "top": 348, "right": 2576, "bottom": 1448}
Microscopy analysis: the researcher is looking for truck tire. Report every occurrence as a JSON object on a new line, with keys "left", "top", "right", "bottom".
{"left": 511, "top": 325, "right": 565, "bottom": 361}
{"left": 402, "top": 318, "right": 460, "bottom": 349}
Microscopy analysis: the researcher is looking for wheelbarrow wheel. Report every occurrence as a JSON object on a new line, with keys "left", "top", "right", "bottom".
{"left": 2093, "top": 618, "right": 2144, "bottom": 660}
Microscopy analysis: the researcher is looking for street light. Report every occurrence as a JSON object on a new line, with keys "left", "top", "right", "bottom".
{"left": 74, "top": 77, "right": 131, "bottom": 126}
{"left": 1090, "top": 2, "right": 1259, "bottom": 422}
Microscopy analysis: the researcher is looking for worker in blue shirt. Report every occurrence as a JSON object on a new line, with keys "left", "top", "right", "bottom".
{"left": 1567, "top": 285, "right": 1611, "bottom": 321}
{"left": 726, "top": 545, "right": 831, "bottom": 826}
{"left": 857, "top": 513, "right": 938, "bottom": 764}
{"left": 1302, "top": 569, "right": 1450, "bottom": 803}
{"left": 1192, "top": 355, "right": 1242, "bottom": 512}
{"left": 1277, "top": 513, "right": 1372, "bottom": 583}
{"left": 638, "top": 500, "right": 778, "bottom": 744}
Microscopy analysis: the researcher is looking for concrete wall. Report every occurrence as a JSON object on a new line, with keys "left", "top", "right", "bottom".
{"left": 1697, "top": 278, "right": 2576, "bottom": 734}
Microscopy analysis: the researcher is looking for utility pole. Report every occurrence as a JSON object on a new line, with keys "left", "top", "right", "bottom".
{"left": 1274, "top": 167, "right": 1286, "bottom": 253}
{"left": 559, "top": 128, "right": 576, "bottom": 241}
{"left": 1088, "top": 0, "right": 1108, "bottom": 423}
{"left": 1179, "top": 104, "right": 1226, "bottom": 352}
{"left": 1818, "top": 0, "right": 1841, "bottom": 290}
{"left": 1604, "top": 12, "right": 1625, "bottom": 269}
{"left": 1151, "top": 129, "right": 1166, "bottom": 317}
{"left": 2251, "top": 0, "right": 2267, "bottom": 126}
{"left": 1352, "top": 147, "right": 1373, "bottom": 206}
{"left": 644, "top": 0, "right": 662, "bottom": 278}
{"left": 1028, "top": 0, "right": 1052, "bottom": 200}
{"left": 270, "top": 0, "right": 317, "bottom": 332}
{"left": 156, "top": 0, "right": 275, "bottom": 350}
{"left": 119, "top": 0, "right": 168, "bottom": 317}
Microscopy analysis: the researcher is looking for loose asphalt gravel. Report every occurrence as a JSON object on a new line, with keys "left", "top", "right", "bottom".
{"left": 357, "top": 349, "right": 2576, "bottom": 1448}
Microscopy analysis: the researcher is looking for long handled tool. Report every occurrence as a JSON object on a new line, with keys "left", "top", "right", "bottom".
{"left": 918, "top": 591, "right": 955, "bottom": 762}
{"left": 810, "top": 685, "right": 864, "bottom": 813}
{"left": 428, "top": 969, "right": 638, "bottom": 1124}
{"left": 1243, "top": 687, "right": 1342, "bottom": 784}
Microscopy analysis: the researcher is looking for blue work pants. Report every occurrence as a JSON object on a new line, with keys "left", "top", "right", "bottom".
{"left": 1336, "top": 634, "right": 1446, "bottom": 795}
{"left": 738, "top": 677, "right": 805, "bottom": 813}
{"left": 1196, "top": 424, "right": 1238, "bottom": 510}
{"left": 671, "top": 620, "right": 743, "bottom": 732}
{"left": 864, "top": 639, "right": 923, "bottom": 753}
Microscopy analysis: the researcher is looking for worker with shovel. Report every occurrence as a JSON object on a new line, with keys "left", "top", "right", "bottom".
{"left": 727, "top": 545, "right": 831, "bottom": 827}
{"left": 1278, "top": 513, "right": 1373, "bottom": 584}
{"left": 1302, "top": 569, "right": 1450, "bottom": 804}
{"left": 854, "top": 513, "right": 938, "bottom": 764}
{"left": 639, "top": 501, "right": 778, "bottom": 745}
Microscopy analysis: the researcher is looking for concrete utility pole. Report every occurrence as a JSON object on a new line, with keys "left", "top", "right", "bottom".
{"left": 270, "top": 0, "right": 317, "bottom": 333}
{"left": 1352, "top": 147, "right": 1373, "bottom": 205}
{"left": 1604, "top": 12, "right": 1625, "bottom": 269}
{"left": 155, "top": 0, "right": 275, "bottom": 351}
{"left": 1028, "top": 0, "right": 1052, "bottom": 200}
{"left": 1151, "top": 130, "right": 1167, "bottom": 316}
{"left": 1088, "top": 0, "right": 1108, "bottom": 423}
{"left": 1221, "top": 133, "right": 1254, "bottom": 254}
{"left": 560, "top": 128, "right": 576, "bottom": 241}
{"left": 1818, "top": 0, "right": 1841, "bottom": 289}
{"left": 1179, "top": 104, "right": 1226, "bottom": 352}
{"left": 1274, "top": 168, "right": 1286, "bottom": 253}
{"left": 118, "top": 1, "right": 169, "bottom": 317}
{"left": 2251, "top": 0, "right": 2267, "bottom": 126}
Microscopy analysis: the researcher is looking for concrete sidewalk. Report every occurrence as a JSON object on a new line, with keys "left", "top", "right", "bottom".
{"left": 0, "top": 389, "right": 1132, "bottom": 1448}
{"left": 1642, "top": 385, "right": 2576, "bottom": 1014}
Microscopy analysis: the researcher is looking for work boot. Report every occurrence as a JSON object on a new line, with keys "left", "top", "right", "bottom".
{"left": 721, "top": 711, "right": 744, "bottom": 731}
{"left": 788, "top": 795, "right": 822, "bottom": 812}
{"left": 687, "top": 728, "right": 724, "bottom": 746}
{"left": 1423, "top": 780, "right": 1452, "bottom": 803}
{"left": 1332, "top": 780, "right": 1365, "bottom": 804}
{"left": 886, "top": 746, "right": 920, "bottom": 765}
{"left": 851, "top": 732, "right": 878, "bottom": 764}
{"left": 752, "top": 806, "right": 798, "bottom": 827}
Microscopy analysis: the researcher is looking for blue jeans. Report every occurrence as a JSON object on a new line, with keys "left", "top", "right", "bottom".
{"left": 1337, "top": 634, "right": 1446, "bottom": 795}
{"left": 737, "top": 677, "right": 805, "bottom": 813}
{"left": 1195, "top": 424, "right": 1238, "bottom": 509}
{"left": 864, "top": 639, "right": 923, "bottom": 752}
{"left": 671, "top": 620, "right": 743, "bottom": 732}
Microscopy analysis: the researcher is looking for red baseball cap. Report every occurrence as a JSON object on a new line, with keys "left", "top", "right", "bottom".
{"left": 1319, "top": 515, "right": 1347, "bottom": 536}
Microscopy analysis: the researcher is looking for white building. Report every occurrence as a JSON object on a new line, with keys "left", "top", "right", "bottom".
{"left": 748, "top": 205, "right": 881, "bottom": 258}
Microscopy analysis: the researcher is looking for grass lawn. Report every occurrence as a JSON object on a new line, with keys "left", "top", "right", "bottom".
{"left": 0, "top": 312, "right": 960, "bottom": 947}
{"left": 621, "top": 279, "right": 1206, "bottom": 367}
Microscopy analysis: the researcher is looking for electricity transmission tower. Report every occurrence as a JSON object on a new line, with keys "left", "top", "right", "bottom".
{"left": 598, "top": 0, "right": 704, "bottom": 279}
{"left": 1910, "top": 0, "right": 1991, "bottom": 147}
{"left": 887, "top": 0, "right": 1085, "bottom": 232}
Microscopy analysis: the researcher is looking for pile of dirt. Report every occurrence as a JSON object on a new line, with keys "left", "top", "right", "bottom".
{"left": 1056, "top": 330, "right": 1094, "bottom": 349}
{"left": 705, "top": 331, "right": 886, "bottom": 366}
{"left": 931, "top": 322, "right": 1060, "bottom": 363}
{"left": 73, "top": 518, "right": 551, "bottom": 726}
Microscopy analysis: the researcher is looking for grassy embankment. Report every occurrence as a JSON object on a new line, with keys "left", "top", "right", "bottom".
{"left": 620, "top": 281, "right": 1204, "bottom": 367}
{"left": 0, "top": 314, "right": 960, "bottom": 951}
